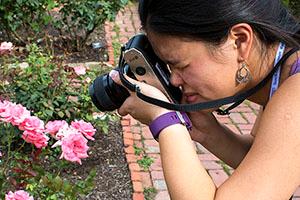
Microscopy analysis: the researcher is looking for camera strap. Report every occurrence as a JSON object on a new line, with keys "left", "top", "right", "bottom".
{"left": 119, "top": 47, "right": 299, "bottom": 114}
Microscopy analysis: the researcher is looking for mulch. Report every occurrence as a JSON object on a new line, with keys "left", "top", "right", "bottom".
{"left": 62, "top": 121, "right": 133, "bottom": 200}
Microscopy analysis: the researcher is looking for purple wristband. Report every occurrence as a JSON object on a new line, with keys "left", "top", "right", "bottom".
{"left": 149, "top": 111, "right": 192, "bottom": 140}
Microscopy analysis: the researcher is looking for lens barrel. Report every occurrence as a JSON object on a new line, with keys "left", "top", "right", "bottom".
{"left": 89, "top": 73, "right": 130, "bottom": 111}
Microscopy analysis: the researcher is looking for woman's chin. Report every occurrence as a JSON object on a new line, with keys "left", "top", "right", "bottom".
{"left": 183, "top": 95, "right": 220, "bottom": 113}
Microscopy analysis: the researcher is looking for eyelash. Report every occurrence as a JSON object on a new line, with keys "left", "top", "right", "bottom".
{"left": 168, "top": 65, "right": 187, "bottom": 74}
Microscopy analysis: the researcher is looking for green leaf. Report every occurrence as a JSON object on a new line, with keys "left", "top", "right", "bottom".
{"left": 43, "top": 102, "right": 50, "bottom": 108}
{"left": 63, "top": 182, "right": 72, "bottom": 193}
{"left": 58, "top": 111, "right": 64, "bottom": 118}
{"left": 65, "top": 110, "right": 71, "bottom": 118}
{"left": 45, "top": 110, "right": 53, "bottom": 117}
{"left": 41, "top": 176, "right": 50, "bottom": 186}
{"left": 47, "top": 194, "right": 58, "bottom": 200}
{"left": 53, "top": 176, "right": 63, "bottom": 191}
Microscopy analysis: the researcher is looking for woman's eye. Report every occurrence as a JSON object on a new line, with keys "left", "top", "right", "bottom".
{"left": 182, "top": 64, "right": 188, "bottom": 69}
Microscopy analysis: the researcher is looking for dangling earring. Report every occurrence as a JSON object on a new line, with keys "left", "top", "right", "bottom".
{"left": 236, "top": 61, "right": 252, "bottom": 84}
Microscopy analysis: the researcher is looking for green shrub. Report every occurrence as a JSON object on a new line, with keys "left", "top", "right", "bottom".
{"left": 0, "top": 0, "right": 56, "bottom": 44}
{"left": 283, "top": 0, "right": 300, "bottom": 17}
{"left": 55, "top": 0, "right": 128, "bottom": 51}
{"left": 0, "top": 0, "right": 129, "bottom": 51}
{"left": 0, "top": 44, "right": 112, "bottom": 132}
{"left": 0, "top": 44, "right": 111, "bottom": 199}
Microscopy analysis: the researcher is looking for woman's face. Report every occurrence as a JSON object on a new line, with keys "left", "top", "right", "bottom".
{"left": 147, "top": 32, "right": 243, "bottom": 104}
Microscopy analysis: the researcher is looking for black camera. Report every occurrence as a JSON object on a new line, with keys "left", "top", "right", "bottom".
{"left": 89, "top": 34, "right": 182, "bottom": 112}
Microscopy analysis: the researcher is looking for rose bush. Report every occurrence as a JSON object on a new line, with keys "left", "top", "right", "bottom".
{"left": 0, "top": 43, "right": 113, "bottom": 133}
{"left": 0, "top": 0, "right": 129, "bottom": 52}
{"left": 0, "top": 100, "right": 97, "bottom": 198}
{"left": 0, "top": 42, "right": 111, "bottom": 199}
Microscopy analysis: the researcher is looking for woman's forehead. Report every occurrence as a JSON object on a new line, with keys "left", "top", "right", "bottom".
{"left": 147, "top": 32, "right": 186, "bottom": 61}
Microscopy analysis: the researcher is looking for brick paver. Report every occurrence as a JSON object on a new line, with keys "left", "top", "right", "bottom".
{"left": 105, "top": 3, "right": 300, "bottom": 200}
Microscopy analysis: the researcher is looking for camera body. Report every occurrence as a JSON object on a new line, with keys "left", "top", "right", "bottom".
{"left": 89, "top": 34, "right": 182, "bottom": 111}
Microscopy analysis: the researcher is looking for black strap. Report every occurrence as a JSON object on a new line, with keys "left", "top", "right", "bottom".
{"left": 119, "top": 47, "right": 299, "bottom": 113}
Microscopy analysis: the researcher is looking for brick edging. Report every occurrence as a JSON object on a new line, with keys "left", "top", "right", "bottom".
{"left": 105, "top": 15, "right": 148, "bottom": 200}
{"left": 121, "top": 116, "right": 146, "bottom": 200}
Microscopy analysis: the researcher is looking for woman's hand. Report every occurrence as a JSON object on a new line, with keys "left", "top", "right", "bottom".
{"left": 110, "top": 70, "right": 171, "bottom": 125}
{"left": 187, "top": 110, "right": 220, "bottom": 143}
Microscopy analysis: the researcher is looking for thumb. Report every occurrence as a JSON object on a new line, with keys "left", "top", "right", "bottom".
{"left": 109, "top": 69, "right": 121, "bottom": 84}
{"left": 109, "top": 69, "right": 170, "bottom": 103}
{"left": 109, "top": 69, "right": 142, "bottom": 90}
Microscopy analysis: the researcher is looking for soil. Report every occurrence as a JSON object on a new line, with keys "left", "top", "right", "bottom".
{"left": 51, "top": 25, "right": 110, "bottom": 64}
{"left": 63, "top": 121, "right": 133, "bottom": 200}
{"left": 53, "top": 27, "right": 134, "bottom": 199}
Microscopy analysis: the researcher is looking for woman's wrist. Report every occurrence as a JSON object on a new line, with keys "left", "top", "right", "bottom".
{"left": 149, "top": 111, "right": 192, "bottom": 140}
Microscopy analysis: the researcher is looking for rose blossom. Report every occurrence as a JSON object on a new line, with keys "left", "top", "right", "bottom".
{"left": 71, "top": 120, "right": 96, "bottom": 140}
{"left": 0, "top": 42, "right": 13, "bottom": 54}
{"left": 45, "top": 120, "right": 68, "bottom": 137}
{"left": 53, "top": 124, "right": 77, "bottom": 141}
{"left": 85, "top": 77, "right": 91, "bottom": 83}
{"left": 60, "top": 131, "right": 89, "bottom": 164}
{"left": 19, "top": 116, "right": 44, "bottom": 132}
{"left": 5, "top": 190, "right": 34, "bottom": 200}
{"left": 73, "top": 66, "right": 86, "bottom": 76}
{"left": 0, "top": 103, "right": 30, "bottom": 126}
{"left": 0, "top": 100, "right": 13, "bottom": 113}
{"left": 22, "top": 130, "right": 49, "bottom": 148}
{"left": 51, "top": 125, "right": 77, "bottom": 147}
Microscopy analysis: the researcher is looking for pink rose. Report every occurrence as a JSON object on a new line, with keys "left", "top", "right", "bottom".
{"left": 60, "top": 132, "right": 89, "bottom": 164}
{"left": 22, "top": 130, "right": 49, "bottom": 148}
{"left": 71, "top": 120, "right": 96, "bottom": 140}
{"left": 0, "top": 103, "right": 30, "bottom": 126}
{"left": 73, "top": 66, "right": 86, "bottom": 76}
{"left": 0, "top": 42, "right": 13, "bottom": 54}
{"left": 74, "top": 66, "right": 86, "bottom": 76}
{"left": 51, "top": 125, "right": 76, "bottom": 147}
{"left": 45, "top": 120, "right": 68, "bottom": 137}
{"left": 0, "top": 100, "right": 13, "bottom": 113}
{"left": 5, "top": 190, "right": 34, "bottom": 200}
{"left": 85, "top": 77, "right": 91, "bottom": 83}
{"left": 19, "top": 116, "right": 44, "bottom": 132}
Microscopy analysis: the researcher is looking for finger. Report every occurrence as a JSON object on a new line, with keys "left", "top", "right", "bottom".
{"left": 116, "top": 108, "right": 127, "bottom": 117}
{"left": 109, "top": 69, "right": 144, "bottom": 91}
{"left": 109, "top": 70, "right": 121, "bottom": 84}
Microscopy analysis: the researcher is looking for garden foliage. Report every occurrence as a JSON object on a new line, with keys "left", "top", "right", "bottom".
{"left": 0, "top": 43, "right": 113, "bottom": 199}
{"left": 283, "top": 0, "right": 300, "bottom": 17}
{"left": 0, "top": 0, "right": 129, "bottom": 50}
{"left": 0, "top": 1, "right": 127, "bottom": 199}
{"left": 1, "top": 44, "right": 111, "bottom": 130}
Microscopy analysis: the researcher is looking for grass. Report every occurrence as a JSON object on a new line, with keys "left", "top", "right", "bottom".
{"left": 137, "top": 156, "right": 154, "bottom": 171}
{"left": 144, "top": 187, "right": 157, "bottom": 200}
{"left": 216, "top": 160, "right": 232, "bottom": 176}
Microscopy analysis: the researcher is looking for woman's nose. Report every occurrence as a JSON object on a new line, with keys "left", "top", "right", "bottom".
{"left": 170, "top": 71, "right": 184, "bottom": 87}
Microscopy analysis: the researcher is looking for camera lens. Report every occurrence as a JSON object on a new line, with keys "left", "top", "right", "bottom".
{"left": 89, "top": 73, "right": 130, "bottom": 111}
{"left": 135, "top": 66, "right": 146, "bottom": 76}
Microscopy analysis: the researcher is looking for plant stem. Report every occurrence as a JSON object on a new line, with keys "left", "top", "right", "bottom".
{"left": 3, "top": 125, "right": 14, "bottom": 177}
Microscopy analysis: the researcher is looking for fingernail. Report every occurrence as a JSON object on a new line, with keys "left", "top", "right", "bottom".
{"left": 109, "top": 70, "right": 118, "bottom": 80}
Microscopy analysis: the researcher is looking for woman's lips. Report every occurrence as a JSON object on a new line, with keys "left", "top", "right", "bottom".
{"left": 184, "top": 93, "right": 199, "bottom": 103}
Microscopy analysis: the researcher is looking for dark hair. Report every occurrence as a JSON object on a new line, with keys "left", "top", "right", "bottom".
{"left": 139, "top": 0, "right": 300, "bottom": 47}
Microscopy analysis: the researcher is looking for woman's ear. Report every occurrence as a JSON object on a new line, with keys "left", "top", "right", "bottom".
{"left": 229, "top": 23, "right": 254, "bottom": 62}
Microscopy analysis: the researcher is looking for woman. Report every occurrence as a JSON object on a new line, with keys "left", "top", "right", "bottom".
{"left": 110, "top": 0, "right": 300, "bottom": 199}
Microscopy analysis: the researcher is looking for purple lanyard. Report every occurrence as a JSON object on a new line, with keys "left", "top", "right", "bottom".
{"left": 269, "top": 42, "right": 286, "bottom": 99}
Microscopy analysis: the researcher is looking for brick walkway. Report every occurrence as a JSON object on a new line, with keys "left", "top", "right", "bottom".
{"left": 105, "top": 3, "right": 300, "bottom": 200}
